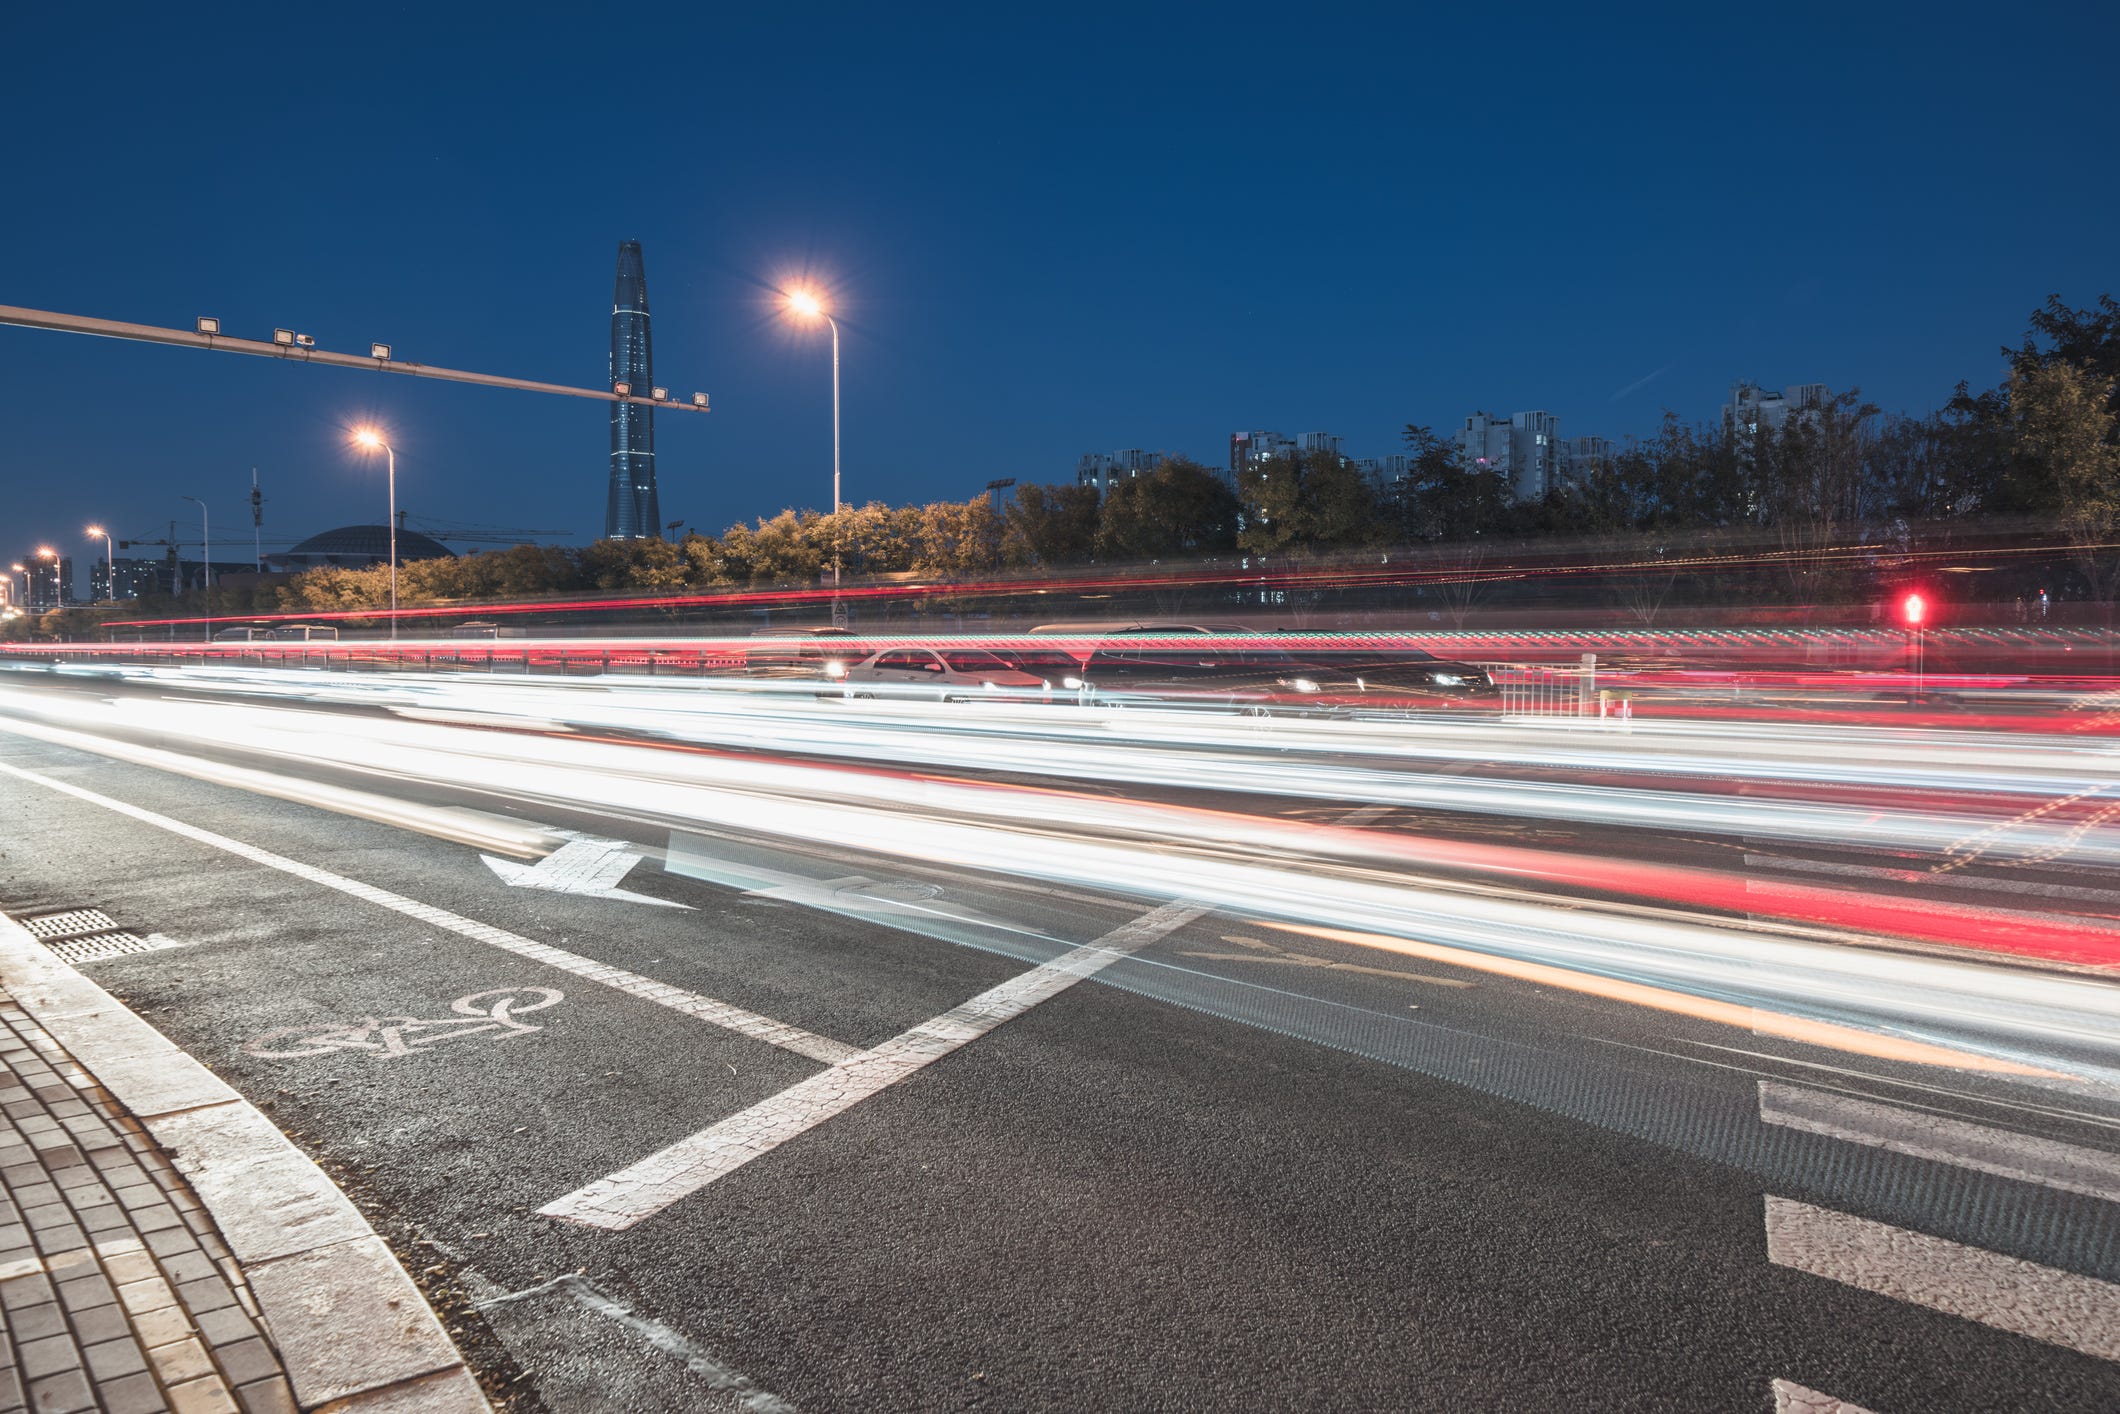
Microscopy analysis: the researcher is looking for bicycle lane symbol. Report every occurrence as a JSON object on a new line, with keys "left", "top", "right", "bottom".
{"left": 242, "top": 987, "right": 564, "bottom": 1062}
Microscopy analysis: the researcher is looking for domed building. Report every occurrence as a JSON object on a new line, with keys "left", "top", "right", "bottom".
{"left": 268, "top": 525, "right": 456, "bottom": 572}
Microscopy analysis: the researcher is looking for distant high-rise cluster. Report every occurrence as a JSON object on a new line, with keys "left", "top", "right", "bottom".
{"left": 1074, "top": 377, "right": 1821, "bottom": 503}
{"left": 605, "top": 241, "right": 661, "bottom": 539}
{"left": 1075, "top": 449, "right": 1164, "bottom": 494}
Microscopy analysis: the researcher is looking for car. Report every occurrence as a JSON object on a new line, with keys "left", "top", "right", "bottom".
{"left": 840, "top": 646, "right": 1049, "bottom": 700}
{"left": 1269, "top": 650, "right": 1500, "bottom": 709}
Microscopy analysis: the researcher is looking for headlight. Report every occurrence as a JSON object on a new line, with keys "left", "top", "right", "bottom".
{"left": 1063, "top": 676, "right": 1084, "bottom": 690}
{"left": 982, "top": 680, "right": 997, "bottom": 691}
{"left": 823, "top": 660, "right": 847, "bottom": 678}
{"left": 1288, "top": 677, "right": 1320, "bottom": 693}
{"left": 1041, "top": 680, "right": 1052, "bottom": 690}
{"left": 1429, "top": 672, "right": 1465, "bottom": 686}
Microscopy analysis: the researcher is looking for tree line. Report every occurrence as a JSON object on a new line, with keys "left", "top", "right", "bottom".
{"left": 12, "top": 293, "right": 2115, "bottom": 638}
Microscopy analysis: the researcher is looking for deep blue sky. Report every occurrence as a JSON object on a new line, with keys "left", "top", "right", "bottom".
{"left": 4, "top": 3, "right": 2115, "bottom": 582}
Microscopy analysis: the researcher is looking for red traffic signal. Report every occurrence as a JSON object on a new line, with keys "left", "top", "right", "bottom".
{"left": 1901, "top": 592, "right": 1926, "bottom": 627}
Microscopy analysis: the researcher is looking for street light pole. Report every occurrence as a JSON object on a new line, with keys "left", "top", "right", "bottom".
{"left": 783, "top": 289, "right": 845, "bottom": 626}
{"left": 352, "top": 429, "right": 398, "bottom": 639}
{"left": 181, "top": 497, "right": 209, "bottom": 639}
{"left": 85, "top": 526, "right": 115, "bottom": 601}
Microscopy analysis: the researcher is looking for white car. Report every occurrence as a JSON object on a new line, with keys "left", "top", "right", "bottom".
{"left": 839, "top": 646, "right": 1048, "bottom": 700}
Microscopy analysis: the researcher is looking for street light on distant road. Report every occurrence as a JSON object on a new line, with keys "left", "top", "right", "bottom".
{"left": 784, "top": 288, "right": 843, "bottom": 609}
{"left": 351, "top": 427, "right": 398, "bottom": 638}
{"left": 179, "top": 499, "right": 210, "bottom": 639}
{"left": 85, "top": 525, "right": 115, "bottom": 602}
{"left": 8, "top": 563, "right": 24, "bottom": 611}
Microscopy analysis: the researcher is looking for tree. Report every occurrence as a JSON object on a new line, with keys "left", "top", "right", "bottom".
{"left": 1396, "top": 426, "right": 1509, "bottom": 542}
{"left": 1238, "top": 449, "right": 1381, "bottom": 556}
{"left": 1757, "top": 388, "right": 1880, "bottom": 604}
{"left": 909, "top": 498, "right": 1002, "bottom": 576}
{"left": 1095, "top": 457, "right": 1239, "bottom": 561}
{"left": 1003, "top": 483, "right": 1099, "bottom": 567}
{"left": 2012, "top": 359, "right": 2120, "bottom": 604}
{"left": 2020, "top": 294, "right": 2120, "bottom": 419}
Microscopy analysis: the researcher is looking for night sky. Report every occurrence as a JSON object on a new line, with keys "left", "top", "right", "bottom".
{"left": 4, "top": 4, "right": 2115, "bottom": 583}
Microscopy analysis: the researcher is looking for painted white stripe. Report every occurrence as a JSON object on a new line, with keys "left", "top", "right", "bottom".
{"left": 0, "top": 758, "right": 857, "bottom": 1066}
{"left": 1760, "top": 1082, "right": 2120, "bottom": 1203}
{"left": 1770, "top": 1378, "right": 1877, "bottom": 1414}
{"left": 1763, "top": 1196, "right": 2120, "bottom": 1361}
{"left": 541, "top": 899, "right": 1209, "bottom": 1230}
{"left": 1332, "top": 804, "right": 1395, "bottom": 827}
{"left": 478, "top": 1274, "right": 796, "bottom": 1413}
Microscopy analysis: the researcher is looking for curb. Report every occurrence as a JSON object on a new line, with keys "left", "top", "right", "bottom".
{"left": 0, "top": 912, "right": 492, "bottom": 1413}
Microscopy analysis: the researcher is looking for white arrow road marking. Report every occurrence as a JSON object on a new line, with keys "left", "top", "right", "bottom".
{"left": 483, "top": 833, "right": 691, "bottom": 909}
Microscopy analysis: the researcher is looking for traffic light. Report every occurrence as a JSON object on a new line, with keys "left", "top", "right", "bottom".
{"left": 1901, "top": 592, "right": 1926, "bottom": 627}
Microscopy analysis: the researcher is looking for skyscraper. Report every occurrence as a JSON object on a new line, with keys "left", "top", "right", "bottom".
{"left": 605, "top": 241, "right": 660, "bottom": 538}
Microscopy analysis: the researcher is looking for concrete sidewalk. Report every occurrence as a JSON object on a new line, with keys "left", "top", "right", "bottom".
{"left": 0, "top": 910, "right": 489, "bottom": 1414}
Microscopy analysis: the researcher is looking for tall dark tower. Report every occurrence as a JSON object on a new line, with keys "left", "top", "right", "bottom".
{"left": 606, "top": 240, "right": 660, "bottom": 538}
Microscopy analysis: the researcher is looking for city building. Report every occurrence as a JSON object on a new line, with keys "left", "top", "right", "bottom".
{"left": 1227, "top": 430, "right": 1299, "bottom": 489}
{"left": 605, "top": 240, "right": 661, "bottom": 539}
{"left": 1076, "top": 449, "right": 1164, "bottom": 495}
{"left": 1724, "top": 381, "right": 1828, "bottom": 436}
{"left": 266, "top": 525, "right": 456, "bottom": 573}
{"left": 1563, "top": 435, "right": 1613, "bottom": 484}
{"left": 103, "top": 557, "right": 171, "bottom": 599}
{"left": 1354, "top": 455, "right": 1411, "bottom": 499}
{"left": 22, "top": 555, "right": 74, "bottom": 610}
{"left": 1458, "top": 410, "right": 1564, "bottom": 500}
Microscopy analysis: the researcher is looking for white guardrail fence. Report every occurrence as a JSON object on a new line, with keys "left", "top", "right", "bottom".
{"left": 1479, "top": 653, "right": 1632, "bottom": 722}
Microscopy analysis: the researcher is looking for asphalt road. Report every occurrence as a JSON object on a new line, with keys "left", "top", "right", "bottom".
{"left": 1, "top": 673, "right": 2116, "bottom": 1413}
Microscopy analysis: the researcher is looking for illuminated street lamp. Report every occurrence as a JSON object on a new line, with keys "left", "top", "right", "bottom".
{"left": 784, "top": 287, "right": 843, "bottom": 610}
{"left": 85, "top": 525, "right": 115, "bottom": 602}
{"left": 351, "top": 427, "right": 398, "bottom": 638}
{"left": 8, "top": 563, "right": 24, "bottom": 610}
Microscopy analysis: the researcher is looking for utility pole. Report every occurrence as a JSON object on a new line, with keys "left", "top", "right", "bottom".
{"left": 251, "top": 469, "right": 263, "bottom": 571}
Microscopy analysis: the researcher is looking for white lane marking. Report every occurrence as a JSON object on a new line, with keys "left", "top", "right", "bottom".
{"left": 483, "top": 832, "right": 692, "bottom": 909}
{"left": 0, "top": 713, "right": 558, "bottom": 857}
{"left": 0, "top": 759, "right": 858, "bottom": 1066}
{"left": 477, "top": 1273, "right": 797, "bottom": 1413}
{"left": 1762, "top": 1196, "right": 2120, "bottom": 1362}
{"left": 1770, "top": 1378, "right": 1877, "bottom": 1414}
{"left": 1333, "top": 804, "right": 1395, "bottom": 827}
{"left": 540, "top": 899, "right": 1210, "bottom": 1231}
{"left": 1745, "top": 851, "right": 2120, "bottom": 908}
{"left": 1759, "top": 1081, "right": 2120, "bottom": 1203}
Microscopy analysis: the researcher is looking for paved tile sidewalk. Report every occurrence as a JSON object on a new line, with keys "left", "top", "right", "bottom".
{"left": 0, "top": 996, "right": 297, "bottom": 1414}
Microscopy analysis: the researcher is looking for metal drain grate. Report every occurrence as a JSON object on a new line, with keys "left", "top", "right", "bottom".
{"left": 47, "top": 931, "right": 183, "bottom": 966}
{"left": 16, "top": 908, "right": 188, "bottom": 967}
{"left": 21, "top": 908, "right": 123, "bottom": 941}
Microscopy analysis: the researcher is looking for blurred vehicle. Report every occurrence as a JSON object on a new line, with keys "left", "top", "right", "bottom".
{"left": 841, "top": 646, "right": 1048, "bottom": 700}
{"left": 272, "top": 622, "right": 340, "bottom": 641}
{"left": 1028, "top": 621, "right": 1243, "bottom": 636}
{"left": 211, "top": 624, "right": 272, "bottom": 642}
{"left": 984, "top": 646, "right": 1093, "bottom": 689}
{"left": 1272, "top": 649, "right": 1498, "bottom": 709}
{"left": 746, "top": 626, "right": 859, "bottom": 679}
{"left": 1076, "top": 641, "right": 1496, "bottom": 714}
